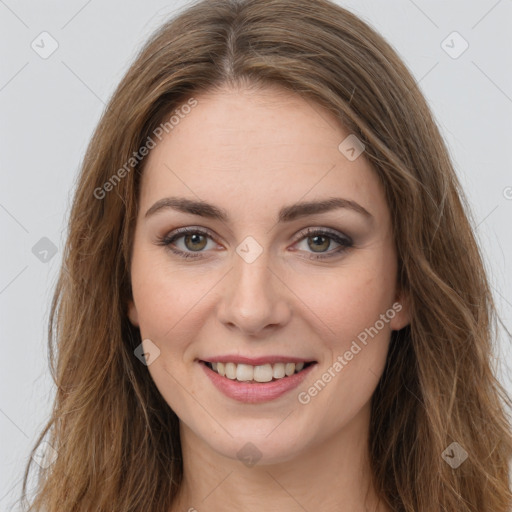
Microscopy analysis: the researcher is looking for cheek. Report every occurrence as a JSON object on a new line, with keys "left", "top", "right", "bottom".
{"left": 130, "top": 246, "right": 173, "bottom": 333}
{"left": 292, "top": 265, "right": 396, "bottom": 427}
{"left": 296, "top": 253, "right": 397, "bottom": 344}
{"left": 130, "top": 250, "right": 218, "bottom": 353}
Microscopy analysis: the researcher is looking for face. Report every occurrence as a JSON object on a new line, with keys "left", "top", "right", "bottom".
{"left": 127, "top": 84, "right": 409, "bottom": 464}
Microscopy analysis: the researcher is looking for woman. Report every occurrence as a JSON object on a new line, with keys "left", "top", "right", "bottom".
{"left": 20, "top": 0, "right": 512, "bottom": 510}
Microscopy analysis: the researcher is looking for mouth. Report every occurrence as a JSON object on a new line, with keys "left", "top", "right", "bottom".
{"left": 200, "top": 360, "right": 316, "bottom": 383}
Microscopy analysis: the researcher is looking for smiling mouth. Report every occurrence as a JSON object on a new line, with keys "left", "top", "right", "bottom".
{"left": 200, "top": 360, "right": 316, "bottom": 383}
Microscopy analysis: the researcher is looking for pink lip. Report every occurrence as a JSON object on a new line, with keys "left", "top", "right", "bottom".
{"left": 202, "top": 355, "right": 314, "bottom": 365}
{"left": 199, "top": 361, "right": 317, "bottom": 404}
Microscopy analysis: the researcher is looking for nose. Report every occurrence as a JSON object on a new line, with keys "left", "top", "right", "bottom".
{"left": 216, "top": 250, "right": 292, "bottom": 337}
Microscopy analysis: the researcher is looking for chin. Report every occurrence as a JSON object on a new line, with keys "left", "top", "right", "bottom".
{"left": 191, "top": 417, "right": 315, "bottom": 467}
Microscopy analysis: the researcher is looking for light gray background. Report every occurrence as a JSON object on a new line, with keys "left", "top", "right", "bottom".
{"left": 1, "top": 0, "right": 511, "bottom": 509}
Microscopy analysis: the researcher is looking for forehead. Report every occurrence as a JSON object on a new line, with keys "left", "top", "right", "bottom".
{"left": 138, "top": 85, "right": 386, "bottom": 222}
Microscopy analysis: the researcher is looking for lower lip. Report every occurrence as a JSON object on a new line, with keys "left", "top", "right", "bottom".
{"left": 199, "top": 361, "right": 316, "bottom": 403}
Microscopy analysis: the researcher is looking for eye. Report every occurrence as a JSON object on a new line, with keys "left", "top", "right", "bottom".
{"left": 156, "top": 227, "right": 217, "bottom": 259}
{"left": 156, "top": 226, "right": 353, "bottom": 260}
{"left": 292, "top": 227, "right": 353, "bottom": 260}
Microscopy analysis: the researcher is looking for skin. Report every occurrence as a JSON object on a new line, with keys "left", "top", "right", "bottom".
{"left": 127, "top": 83, "right": 410, "bottom": 512}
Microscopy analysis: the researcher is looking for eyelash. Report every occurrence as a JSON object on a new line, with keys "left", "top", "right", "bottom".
{"left": 156, "top": 226, "right": 353, "bottom": 261}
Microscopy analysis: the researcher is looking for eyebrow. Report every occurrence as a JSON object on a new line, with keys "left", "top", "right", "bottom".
{"left": 144, "top": 196, "right": 372, "bottom": 223}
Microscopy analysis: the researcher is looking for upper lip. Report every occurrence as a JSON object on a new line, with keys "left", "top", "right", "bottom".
{"left": 199, "top": 355, "right": 316, "bottom": 365}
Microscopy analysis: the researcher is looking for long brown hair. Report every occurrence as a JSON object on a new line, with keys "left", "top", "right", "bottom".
{"left": 19, "top": 0, "right": 512, "bottom": 510}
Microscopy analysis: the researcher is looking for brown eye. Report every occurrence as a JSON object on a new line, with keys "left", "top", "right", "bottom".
{"left": 294, "top": 228, "right": 353, "bottom": 260}
{"left": 307, "top": 234, "right": 331, "bottom": 253}
{"left": 183, "top": 233, "right": 208, "bottom": 251}
{"left": 157, "top": 227, "right": 216, "bottom": 259}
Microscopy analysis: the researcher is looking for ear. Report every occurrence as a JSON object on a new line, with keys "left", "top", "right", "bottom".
{"left": 389, "top": 287, "right": 411, "bottom": 331}
{"left": 127, "top": 299, "right": 140, "bottom": 327}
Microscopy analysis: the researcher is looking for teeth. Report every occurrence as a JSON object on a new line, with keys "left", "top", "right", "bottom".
{"left": 236, "top": 364, "right": 254, "bottom": 382}
{"left": 225, "top": 362, "right": 236, "bottom": 380}
{"left": 253, "top": 364, "right": 273, "bottom": 382}
{"left": 272, "top": 363, "right": 285, "bottom": 379}
{"left": 285, "top": 362, "right": 295, "bottom": 376}
{"left": 207, "top": 361, "right": 309, "bottom": 382}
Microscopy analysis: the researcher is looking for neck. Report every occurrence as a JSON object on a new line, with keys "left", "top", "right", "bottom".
{"left": 171, "top": 402, "right": 389, "bottom": 512}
